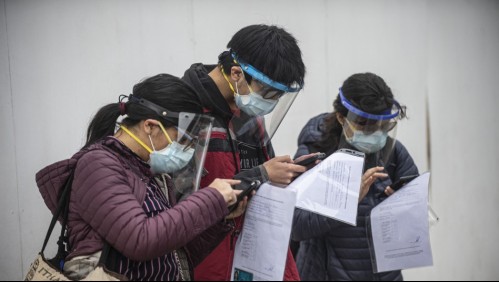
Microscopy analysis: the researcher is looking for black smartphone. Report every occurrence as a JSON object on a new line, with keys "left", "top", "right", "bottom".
{"left": 391, "top": 174, "right": 419, "bottom": 191}
{"left": 294, "top": 153, "right": 327, "bottom": 167}
{"left": 228, "top": 180, "right": 261, "bottom": 213}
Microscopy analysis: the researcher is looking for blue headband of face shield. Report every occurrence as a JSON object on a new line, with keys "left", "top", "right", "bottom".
{"left": 231, "top": 53, "right": 302, "bottom": 93}
{"left": 339, "top": 88, "right": 401, "bottom": 120}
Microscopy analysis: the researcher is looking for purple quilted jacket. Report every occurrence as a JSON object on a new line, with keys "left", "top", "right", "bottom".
{"left": 36, "top": 137, "right": 232, "bottom": 265}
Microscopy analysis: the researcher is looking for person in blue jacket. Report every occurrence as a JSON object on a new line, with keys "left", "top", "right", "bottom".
{"left": 291, "top": 72, "right": 419, "bottom": 281}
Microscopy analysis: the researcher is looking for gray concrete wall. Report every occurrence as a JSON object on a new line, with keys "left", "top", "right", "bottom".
{"left": 0, "top": 0, "right": 497, "bottom": 280}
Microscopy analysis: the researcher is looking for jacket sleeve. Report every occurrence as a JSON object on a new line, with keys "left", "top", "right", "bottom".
{"left": 295, "top": 145, "right": 312, "bottom": 160}
{"left": 233, "top": 165, "right": 268, "bottom": 185}
{"left": 294, "top": 113, "right": 328, "bottom": 159}
{"left": 73, "top": 150, "right": 229, "bottom": 262}
{"left": 391, "top": 141, "right": 419, "bottom": 180}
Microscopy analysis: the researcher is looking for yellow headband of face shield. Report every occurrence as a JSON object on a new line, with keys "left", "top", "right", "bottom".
{"left": 120, "top": 122, "right": 173, "bottom": 154}
{"left": 220, "top": 65, "right": 254, "bottom": 95}
{"left": 156, "top": 122, "right": 174, "bottom": 144}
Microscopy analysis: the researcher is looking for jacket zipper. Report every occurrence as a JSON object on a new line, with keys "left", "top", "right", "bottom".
{"left": 230, "top": 228, "right": 241, "bottom": 250}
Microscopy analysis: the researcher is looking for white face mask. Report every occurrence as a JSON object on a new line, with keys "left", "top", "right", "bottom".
{"left": 345, "top": 130, "right": 388, "bottom": 154}
{"left": 234, "top": 82, "right": 278, "bottom": 116}
{"left": 149, "top": 139, "right": 195, "bottom": 174}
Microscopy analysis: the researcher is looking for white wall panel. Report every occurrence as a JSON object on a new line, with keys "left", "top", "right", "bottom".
{"left": 405, "top": 1, "right": 499, "bottom": 280}
{"left": 0, "top": 1, "right": 23, "bottom": 279}
{"left": 326, "top": 0, "right": 429, "bottom": 173}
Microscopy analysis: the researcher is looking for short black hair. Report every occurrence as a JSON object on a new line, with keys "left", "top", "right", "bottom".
{"left": 227, "top": 24, "right": 306, "bottom": 88}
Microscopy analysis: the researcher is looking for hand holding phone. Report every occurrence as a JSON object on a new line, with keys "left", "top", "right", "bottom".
{"left": 390, "top": 174, "right": 419, "bottom": 191}
{"left": 228, "top": 180, "right": 261, "bottom": 213}
{"left": 294, "top": 153, "right": 327, "bottom": 167}
{"left": 291, "top": 153, "right": 327, "bottom": 182}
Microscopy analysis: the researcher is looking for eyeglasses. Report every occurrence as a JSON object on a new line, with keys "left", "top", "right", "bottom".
{"left": 157, "top": 123, "right": 198, "bottom": 152}
{"left": 251, "top": 80, "right": 285, "bottom": 100}
{"left": 182, "top": 136, "right": 198, "bottom": 152}
{"left": 176, "top": 127, "right": 199, "bottom": 152}
{"left": 345, "top": 118, "right": 397, "bottom": 133}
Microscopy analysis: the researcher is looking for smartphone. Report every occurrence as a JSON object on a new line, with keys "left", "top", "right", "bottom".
{"left": 294, "top": 153, "right": 327, "bottom": 167}
{"left": 336, "top": 148, "right": 365, "bottom": 158}
{"left": 391, "top": 174, "right": 419, "bottom": 191}
{"left": 228, "top": 180, "right": 261, "bottom": 213}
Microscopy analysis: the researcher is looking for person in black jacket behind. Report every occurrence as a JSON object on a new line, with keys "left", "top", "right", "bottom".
{"left": 291, "top": 72, "right": 419, "bottom": 281}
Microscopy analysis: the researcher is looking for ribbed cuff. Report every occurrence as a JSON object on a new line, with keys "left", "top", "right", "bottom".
{"left": 259, "top": 165, "right": 269, "bottom": 183}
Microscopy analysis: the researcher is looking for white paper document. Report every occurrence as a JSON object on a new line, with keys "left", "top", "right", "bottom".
{"left": 288, "top": 150, "right": 365, "bottom": 226}
{"left": 369, "top": 172, "right": 433, "bottom": 273}
{"left": 231, "top": 183, "right": 297, "bottom": 281}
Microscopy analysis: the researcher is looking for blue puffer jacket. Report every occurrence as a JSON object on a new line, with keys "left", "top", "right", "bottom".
{"left": 292, "top": 113, "right": 419, "bottom": 281}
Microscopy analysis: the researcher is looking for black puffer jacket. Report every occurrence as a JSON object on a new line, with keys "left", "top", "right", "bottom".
{"left": 292, "top": 113, "right": 419, "bottom": 281}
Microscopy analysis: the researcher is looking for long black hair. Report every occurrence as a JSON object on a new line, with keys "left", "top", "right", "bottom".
{"left": 314, "top": 73, "right": 407, "bottom": 155}
{"left": 84, "top": 73, "right": 202, "bottom": 148}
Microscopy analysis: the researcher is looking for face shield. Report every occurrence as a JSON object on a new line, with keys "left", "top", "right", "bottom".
{"left": 170, "top": 112, "right": 214, "bottom": 198}
{"left": 126, "top": 96, "right": 214, "bottom": 198}
{"left": 337, "top": 88, "right": 401, "bottom": 168}
{"left": 229, "top": 53, "right": 303, "bottom": 147}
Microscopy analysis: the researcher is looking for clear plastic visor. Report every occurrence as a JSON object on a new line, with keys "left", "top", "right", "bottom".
{"left": 344, "top": 117, "right": 397, "bottom": 135}
{"left": 340, "top": 87, "right": 400, "bottom": 134}
{"left": 169, "top": 113, "right": 214, "bottom": 198}
{"left": 230, "top": 53, "right": 302, "bottom": 147}
{"left": 230, "top": 89, "right": 299, "bottom": 147}
{"left": 338, "top": 88, "right": 401, "bottom": 164}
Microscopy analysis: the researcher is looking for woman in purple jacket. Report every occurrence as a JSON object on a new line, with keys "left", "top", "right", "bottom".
{"left": 36, "top": 74, "right": 247, "bottom": 280}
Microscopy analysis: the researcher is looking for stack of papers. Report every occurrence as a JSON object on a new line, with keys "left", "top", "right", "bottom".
{"left": 288, "top": 150, "right": 365, "bottom": 226}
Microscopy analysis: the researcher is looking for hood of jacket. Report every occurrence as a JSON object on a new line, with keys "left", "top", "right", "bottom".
{"left": 36, "top": 150, "right": 86, "bottom": 217}
{"left": 182, "top": 63, "right": 234, "bottom": 121}
{"left": 36, "top": 137, "right": 151, "bottom": 216}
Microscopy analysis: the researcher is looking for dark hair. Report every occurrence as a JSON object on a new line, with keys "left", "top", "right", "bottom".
{"left": 315, "top": 73, "right": 407, "bottom": 154}
{"left": 221, "top": 24, "right": 306, "bottom": 88}
{"left": 84, "top": 73, "right": 202, "bottom": 148}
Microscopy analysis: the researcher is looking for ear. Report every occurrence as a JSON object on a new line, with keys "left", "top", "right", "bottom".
{"left": 229, "top": 65, "right": 244, "bottom": 82}
{"left": 336, "top": 113, "right": 345, "bottom": 126}
{"left": 142, "top": 119, "right": 160, "bottom": 135}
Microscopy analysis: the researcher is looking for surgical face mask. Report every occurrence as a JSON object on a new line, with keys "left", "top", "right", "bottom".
{"left": 235, "top": 92, "right": 278, "bottom": 116}
{"left": 344, "top": 129, "right": 388, "bottom": 154}
{"left": 119, "top": 124, "right": 195, "bottom": 175}
{"left": 234, "top": 82, "right": 278, "bottom": 116}
{"left": 220, "top": 67, "right": 279, "bottom": 116}
{"left": 149, "top": 140, "right": 195, "bottom": 174}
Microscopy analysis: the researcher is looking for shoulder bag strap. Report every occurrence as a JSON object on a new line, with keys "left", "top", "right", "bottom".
{"left": 40, "top": 171, "right": 75, "bottom": 254}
